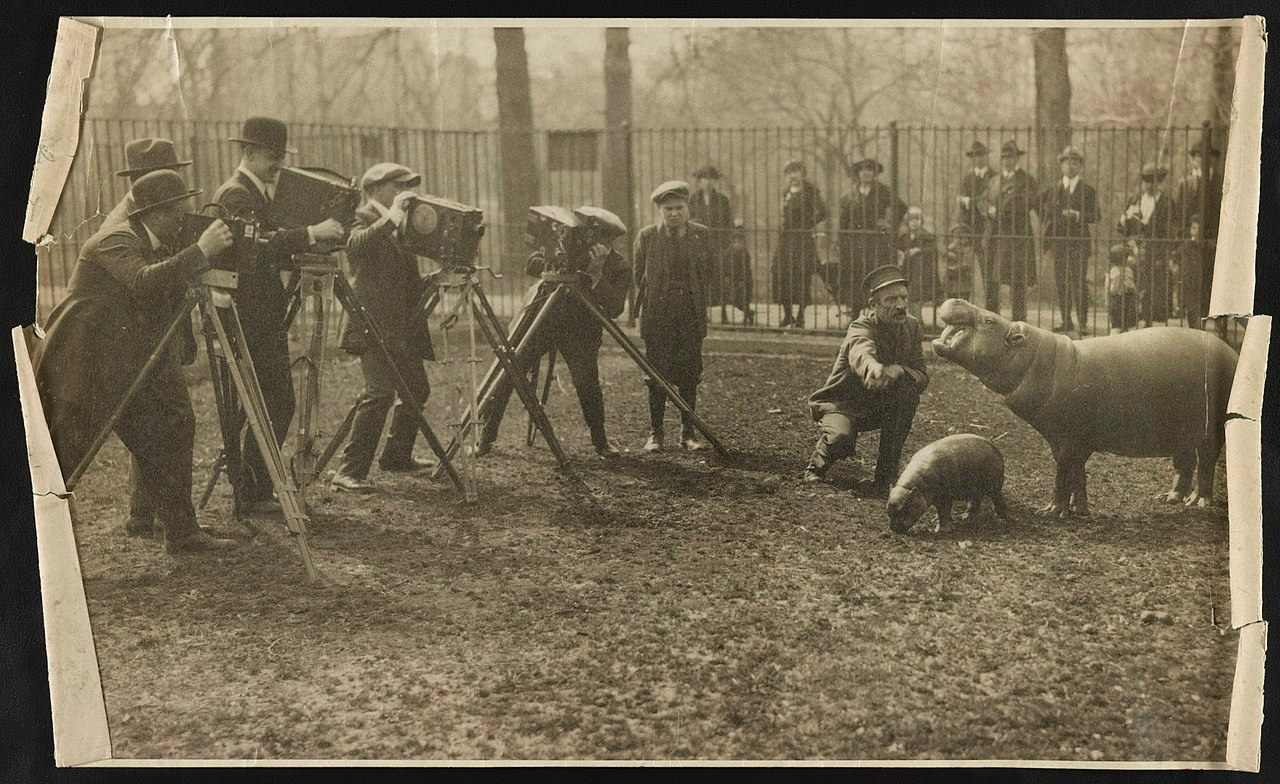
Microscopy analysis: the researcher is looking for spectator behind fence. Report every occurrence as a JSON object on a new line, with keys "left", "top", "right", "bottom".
{"left": 1177, "top": 217, "right": 1211, "bottom": 328}
{"left": 837, "top": 157, "right": 906, "bottom": 319}
{"left": 1117, "top": 163, "right": 1173, "bottom": 326}
{"left": 956, "top": 141, "right": 995, "bottom": 276}
{"left": 772, "top": 160, "right": 828, "bottom": 330}
{"left": 1174, "top": 140, "right": 1222, "bottom": 329}
{"left": 1106, "top": 243, "right": 1138, "bottom": 334}
{"left": 941, "top": 223, "right": 975, "bottom": 303}
{"left": 720, "top": 220, "right": 756, "bottom": 325}
{"left": 1040, "top": 146, "right": 1100, "bottom": 335}
{"left": 895, "top": 206, "right": 938, "bottom": 313}
{"left": 981, "top": 140, "right": 1039, "bottom": 323}
{"left": 690, "top": 164, "right": 752, "bottom": 325}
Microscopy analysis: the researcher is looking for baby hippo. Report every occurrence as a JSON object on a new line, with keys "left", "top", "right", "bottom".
{"left": 887, "top": 434, "right": 1009, "bottom": 533}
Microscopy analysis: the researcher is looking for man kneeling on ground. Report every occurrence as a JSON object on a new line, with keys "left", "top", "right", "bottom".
{"left": 803, "top": 264, "right": 929, "bottom": 496}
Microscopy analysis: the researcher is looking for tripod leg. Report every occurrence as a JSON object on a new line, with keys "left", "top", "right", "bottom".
{"left": 203, "top": 295, "right": 319, "bottom": 583}
{"left": 201, "top": 310, "right": 246, "bottom": 520}
{"left": 197, "top": 453, "right": 224, "bottom": 511}
{"left": 527, "top": 349, "right": 557, "bottom": 447}
{"left": 291, "top": 269, "right": 328, "bottom": 492}
{"left": 312, "top": 396, "right": 360, "bottom": 481}
{"left": 569, "top": 286, "right": 732, "bottom": 460}
{"left": 331, "top": 276, "right": 466, "bottom": 496}
{"left": 469, "top": 289, "right": 570, "bottom": 468}
{"left": 433, "top": 284, "right": 571, "bottom": 477}
{"left": 65, "top": 291, "right": 200, "bottom": 492}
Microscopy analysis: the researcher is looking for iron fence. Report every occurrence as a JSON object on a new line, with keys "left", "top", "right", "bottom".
{"left": 38, "top": 119, "right": 1240, "bottom": 345}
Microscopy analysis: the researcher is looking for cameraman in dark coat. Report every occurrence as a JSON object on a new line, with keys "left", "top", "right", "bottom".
{"left": 34, "top": 170, "right": 238, "bottom": 553}
{"left": 635, "top": 181, "right": 714, "bottom": 452}
{"left": 476, "top": 211, "right": 632, "bottom": 460}
{"left": 212, "top": 116, "right": 346, "bottom": 514}
{"left": 330, "top": 163, "right": 437, "bottom": 492}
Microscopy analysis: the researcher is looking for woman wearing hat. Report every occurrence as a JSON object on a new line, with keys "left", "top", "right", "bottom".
{"left": 1117, "top": 163, "right": 1173, "bottom": 325}
{"left": 34, "top": 170, "right": 238, "bottom": 553}
{"left": 690, "top": 164, "right": 750, "bottom": 324}
{"left": 772, "top": 160, "right": 828, "bottom": 329}
{"left": 837, "top": 158, "right": 906, "bottom": 317}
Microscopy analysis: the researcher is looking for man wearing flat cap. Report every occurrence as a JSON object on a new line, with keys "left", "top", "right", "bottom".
{"left": 34, "top": 170, "right": 238, "bottom": 553}
{"left": 634, "top": 180, "right": 715, "bottom": 452}
{"left": 1117, "top": 163, "right": 1173, "bottom": 325}
{"left": 804, "top": 264, "right": 927, "bottom": 495}
{"left": 104, "top": 138, "right": 199, "bottom": 536}
{"left": 772, "top": 160, "right": 828, "bottom": 329}
{"left": 981, "top": 140, "right": 1039, "bottom": 322}
{"left": 690, "top": 165, "right": 750, "bottom": 325}
{"left": 330, "top": 163, "right": 438, "bottom": 492}
{"left": 212, "top": 116, "right": 346, "bottom": 514}
{"left": 838, "top": 158, "right": 906, "bottom": 318}
{"left": 1040, "top": 146, "right": 1100, "bottom": 334}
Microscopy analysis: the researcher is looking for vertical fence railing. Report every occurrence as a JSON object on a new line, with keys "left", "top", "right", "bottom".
{"left": 38, "top": 119, "right": 1241, "bottom": 348}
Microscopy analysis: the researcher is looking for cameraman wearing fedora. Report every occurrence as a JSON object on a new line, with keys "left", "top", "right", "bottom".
{"left": 34, "top": 170, "right": 239, "bottom": 554}
{"left": 105, "top": 138, "right": 202, "bottom": 537}
{"left": 329, "top": 163, "right": 439, "bottom": 492}
{"left": 473, "top": 209, "right": 632, "bottom": 461}
{"left": 212, "top": 116, "right": 346, "bottom": 515}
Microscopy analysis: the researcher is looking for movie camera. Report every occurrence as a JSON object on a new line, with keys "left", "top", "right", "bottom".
{"left": 523, "top": 205, "right": 628, "bottom": 273}
{"left": 398, "top": 195, "right": 486, "bottom": 271}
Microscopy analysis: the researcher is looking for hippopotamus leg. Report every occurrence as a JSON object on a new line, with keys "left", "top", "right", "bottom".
{"left": 935, "top": 496, "right": 955, "bottom": 533}
{"left": 992, "top": 490, "right": 1011, "bottom": 521}
{"left": 1186, "top": 428, "right": 1225, "bottom": 507}
{"left": 1162, "top": 450, "right": 1197, "bottom": 504}
{"left": 1040, "top": 445, "right": 1092, "bottom": 519}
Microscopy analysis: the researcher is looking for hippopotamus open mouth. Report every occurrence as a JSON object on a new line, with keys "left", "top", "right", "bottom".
{"left": 931, "top": 299, "right": 978, "bottom": 359}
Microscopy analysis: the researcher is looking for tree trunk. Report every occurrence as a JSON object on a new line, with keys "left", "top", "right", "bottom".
{"left": 1211, "top": 25, "right": 1237, "bottom": 154}
{"left": 493, "top": 27, "right": 540, "bottom": 264}
{"left": 1032, "top": 28, "right": 1072, "bottom": 181}
{"left": 603, "top": 28, "right": 634, "bottom": 233}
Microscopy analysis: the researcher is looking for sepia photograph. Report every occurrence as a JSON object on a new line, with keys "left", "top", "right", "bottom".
{"left": 11, "top": 16, "right": 1269, "bottom": 767}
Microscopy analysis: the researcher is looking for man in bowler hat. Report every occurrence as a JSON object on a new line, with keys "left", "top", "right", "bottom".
{"left": 634, "top": 180, "right": 715, "bottom": 452}
{"left": 212, "top": 116, "right": 346, "bottom": 515}
{"left": 804, "top": 264, "right": 928, "bottom": 495}
{"left": 982, "top": 140, "right": 1039, "bottom": 322}
{"left": 34, "top": 170, "right": 238, "bottom": 553}
{"left": 1040, "top": 145, "right": 1100, "bottom": 334}
{"left": 106, "top": 138, "right": 199, "bottom": 536}
{"left": 1117, "top": 163, "right": 1174, "bottom": 326}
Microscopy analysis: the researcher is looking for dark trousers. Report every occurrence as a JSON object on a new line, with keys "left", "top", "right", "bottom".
{"left": 46, "top": 363, "right": 200, "bottom": 542}
{"left": 1137, "top": 247, "right": 1171, "bottom": 325}
{"left": 338, "top": 347, "right": 430, "bottom": 479}
{"left": 806, "top": 385, "right": 920, "bottom": 485}
{"left": 481, "top": 327, "right": 607, "bottom": 449}
{"left": 1050, "top": 239, "right": 1090, "bottom": 329}
{"left": 643, "top": 323, "right": 704, "bottom": 436}
{"left": 1109, "top": 290, "right": 1137, "bottom": 331}
{"left": 984, "top": 236, "right": 1032, "bottom": 322}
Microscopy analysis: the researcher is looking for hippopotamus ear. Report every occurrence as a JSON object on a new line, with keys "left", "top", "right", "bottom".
{"left": 1004, "top": 322, "right": 1028, "bottom": 347}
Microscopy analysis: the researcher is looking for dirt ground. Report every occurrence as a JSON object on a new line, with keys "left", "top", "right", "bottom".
{"left": 66, "top": 337, "right": 1235, "bottom": 761}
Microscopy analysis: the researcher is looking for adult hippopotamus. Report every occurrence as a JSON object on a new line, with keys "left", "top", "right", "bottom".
{"left": 931, "top": 299, "right": 1237, "bottom": 517}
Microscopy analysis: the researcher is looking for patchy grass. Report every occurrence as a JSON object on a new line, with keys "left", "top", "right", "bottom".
{"left": 70, "top": 343, "right": 1234, "bottom": 761}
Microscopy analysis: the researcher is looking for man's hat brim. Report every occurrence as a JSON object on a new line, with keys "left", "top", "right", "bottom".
{"left": 869, "top": 276, "right": 910, "bottom": 295}
{"left": 229, "top": 136, "right": 298, "bottom": 155}
{"left": 127, "top": 188, "right": 203, "bottom": 218}
{"left": 115, "top": 160, "right": 194, "bottom": 178}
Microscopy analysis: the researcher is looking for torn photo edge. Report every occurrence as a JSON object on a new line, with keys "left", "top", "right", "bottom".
{"left": 15, "top": 15, "right": 1269, "bottom": 769}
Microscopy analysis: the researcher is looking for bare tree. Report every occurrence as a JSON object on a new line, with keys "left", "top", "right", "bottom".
{"left": 1032, "top": 28, "right": 1072, "bottom": 180}
{"left": 602, "top": 28, "right": 634, "bottom": 231}
{"left": 493, "top": 28, "right": 540, "bottom": 261}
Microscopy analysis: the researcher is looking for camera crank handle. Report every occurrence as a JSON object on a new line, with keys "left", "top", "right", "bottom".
{"left": 474, "top": 265, "right": 502, "bottom": 280}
